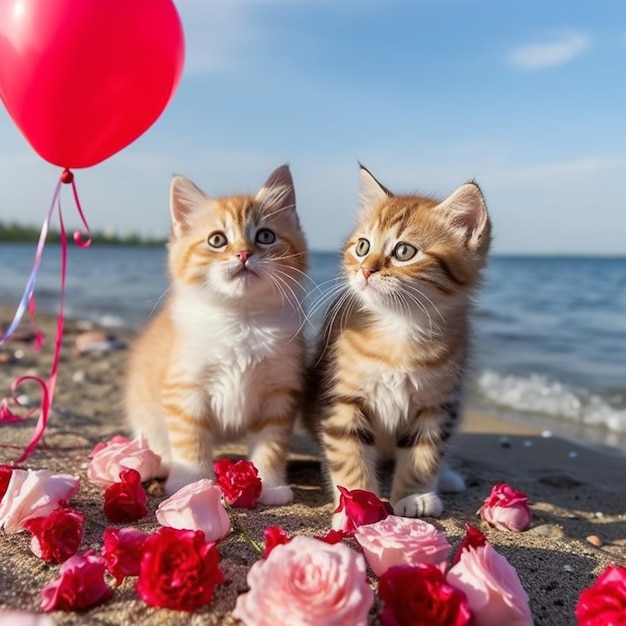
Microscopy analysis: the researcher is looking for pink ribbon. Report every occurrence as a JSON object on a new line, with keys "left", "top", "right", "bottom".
{"left": 0, "top": 169, "right": 91, "bottom": 462}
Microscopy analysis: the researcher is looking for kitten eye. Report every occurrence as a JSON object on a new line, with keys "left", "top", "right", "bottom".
{"left": 207, "top": 231, "right": 227, "bottom": 248}
{"left": 393, "top": 242, "right": 418, "bottom": 261}
{"left": 355, "top": 238, "right": 370, "bottom": 257}
{"left": 255, "top": 228, "right": 276, "bottom": 245}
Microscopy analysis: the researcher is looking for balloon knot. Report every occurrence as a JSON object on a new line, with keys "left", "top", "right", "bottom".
{"left": 60, "top": 169, "right": 74, "bottom": 184}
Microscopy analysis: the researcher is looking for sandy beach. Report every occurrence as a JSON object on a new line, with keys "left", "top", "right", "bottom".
{"left": 0, "top": 303, "right": 625, "bottom": 625}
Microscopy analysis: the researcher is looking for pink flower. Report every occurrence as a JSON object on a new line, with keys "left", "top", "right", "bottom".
{"left": 233, "top": 535, "right": 374, "bottom": 626}
{"left": 155, "top": 478, "right": 230, "bottom": 543}
{"left": 447, "top": 527, "right": 533, "bottom": 626}
{"left": 478, "top": 483, "right": 532, "bottom": 532}
{"left": 103, "top": 469, "right": 148, "bottom": 523}
{"left": 136, "top": 527, "right": 224, "bottom": 611}
{"left": 0, "top": 611, "right": 54, "bottom": 626}
{"left": 214, "top": 458, "right": 262, "bottom": 508}
{"left": 576, "top": 565, "right": 626, "bottom": 626}
{"left": 263, "top": 526, "right": 291, "bottom": 559}
{"left": 102, "top": 527, "right": 149, "bottom": 586}
{"left": 0, "top": 469, "right": 80, "bottom": 533}
{"left": 24, "top": 507, "right": 84, "bottom": 563}
{"left": 354, "top": 515, "right": 451, "bottom": 576}
{"left": 379, "top": 564, "right": 472, "bottom": 626}
{"left": 41, "top": 551, "right": 114, "bottom": 612}
{"left": 87, "top": 434, "right": 161, "bottom": 487}
{"left": 333, "top": 486, "right": 393, "bottom": 536}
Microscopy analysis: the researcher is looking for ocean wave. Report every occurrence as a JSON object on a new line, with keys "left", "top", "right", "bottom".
{"left": 475, "top": 370, "right": 626, "bottom": 434}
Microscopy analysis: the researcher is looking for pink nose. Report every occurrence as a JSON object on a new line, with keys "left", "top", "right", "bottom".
{"left": 238, "top": 250, "right": 252, "bottom": 264}
{"left": 361, "top": 267, "right": 372, "bottom": 280}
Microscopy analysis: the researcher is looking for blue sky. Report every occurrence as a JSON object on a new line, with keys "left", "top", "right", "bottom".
{"left": 1, "top": 0, "right": 625, "bottom": 255}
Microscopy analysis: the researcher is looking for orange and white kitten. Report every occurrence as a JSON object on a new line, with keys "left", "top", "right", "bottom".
{"left": 125, "top": 165, "right": 308, "bottom": 503}
{"left": 305, "top": 165, "right": 491, "bottom": 518}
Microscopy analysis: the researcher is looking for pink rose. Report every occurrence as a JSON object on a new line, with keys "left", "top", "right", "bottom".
{"left": 0, "top": 469, "right": 80, "bottom": 533}
{"left": 102, "top": 527, "right": 149, "bottom": 586}
{"left": 333, "top": 486, "right": 393, "bottom": 536}
{"left": 447, "top": 527, "right": 533, "bottom": 626}
{"left": 87, "top": 434, "right": 161, "bottom": 487}
{"left": 379, "top": 564, "right": 472, "bottom": 626}
{"left": 103, "top": 469, "right": 148, "bottom": 523}
{"left": 41, "top": 551, "right": 114, "bottom": 612}
{"left": 155, "top": 478, "right": 230, "bottom": 543}
{"left": 576, "top": 565, "right": 626, "bottom": 626}
{"left": 214, "top": 458, "right": 262, "bottom": 508}
{"left": 24, "top": 506, "right": 84, "bottom": 563}
{"left": 354, "top": 515, "right": 451, "bottom": 576}
{"left": 478, "top": 483, "right": 532, "bottom": 532}
{"left": 0, "top": 611, "right": 54, "bottom": 626}
{"left": 233, "top": 535, "right": 374, "bottom": 626}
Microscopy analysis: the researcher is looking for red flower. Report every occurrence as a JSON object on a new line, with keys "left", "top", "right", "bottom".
{"left": 379, "top": 563, "right": 472, "bottom": 626}
{"left": 316, "top": 529, "right": 346, "bottom": 544}
{"left": 102, "top": 527, "right": 149, "bottom": 586}
{"left": 333, "top": 486, "right": 393, "bottom": 536}
{"left": 136, "top": 526, "right": 224, "bottom": 611}
{"left": 0, "top": 464, "right": 14, "bottom": 501}
{"left": 478, "top": 482, "right": 532, "bottom": 532}
{"left": 576, "top": 565, "right": 626, "bottom": 626}
{"left": 263, "top": 526, "right": 291, "bottom": 558}
{"left": 452, "top": 523, "right": 488, "bottom": 565}
{"left": 41, "top": 551, "right": 114, "bottom": 612}
{"left": 24, "top": 506, "right": 84, "bottom": 563}
{"left": 214, "top": 458, "right": 262, "bottom": 508}
{"left": 103, "top": 469, "right": 147, "bottom": 523}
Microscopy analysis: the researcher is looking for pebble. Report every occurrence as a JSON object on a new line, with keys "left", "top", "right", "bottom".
{"left": 541, "top": 430, "right": 553, "bottom": 438}
{"left": 499, "top": 436, "right": 511, "bottom": 448}
{"left": 72, "top": 370, "right": 86, "bottom": 384}
{"left": 523, "top": 440, "right": 534, "bottom": 448}
{"left": 16, "top": 394, "right": 32, "bottom": 407}
{"left": 568, "top": 451, "right": 579, "bottom": 459}
{"left": 563, "top": 564, "right": 575, "bottom": 573}
{"left": 586, "top": 535, "right": 603, "bottom": 547}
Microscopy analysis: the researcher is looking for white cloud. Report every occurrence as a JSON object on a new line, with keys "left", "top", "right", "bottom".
{"left": 509, "top": 31, "right": 590, "bottom": 71}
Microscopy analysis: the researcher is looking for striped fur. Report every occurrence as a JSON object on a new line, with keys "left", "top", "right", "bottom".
{"left": 125, "top": 165, "right": 308, "bottom": 504}
{"left": 304, "top": 165, "right": 491, "bottom": 518}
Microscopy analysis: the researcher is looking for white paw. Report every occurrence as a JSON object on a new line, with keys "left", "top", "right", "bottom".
{"left": 393, "top": 492, "right": 443, "bottom": 518}
{"left": 438, "top": 467, "right": 466, "bottom": 493}
{"left": 164, "top": 464, "right": 212, "bottom": 496}
{"left": 258, "top": 484, "right": 294, "bottom": 506}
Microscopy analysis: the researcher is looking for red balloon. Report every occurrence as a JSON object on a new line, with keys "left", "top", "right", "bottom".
{"left": 0, "top": 0, "right": 185, "bottom": 169}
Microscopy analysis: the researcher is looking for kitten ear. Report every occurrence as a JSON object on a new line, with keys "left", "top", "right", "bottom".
{"left": 255, "top": 164, "right": 297, "bottom": 220}
{"left": 169, "top": 175, "right": 211, "bottom": 238}
{"left": 436, "top": 181, "right": 491, "bottom": 252}
{"left": 359, "top": 163, "right": 392, "bottom": 212}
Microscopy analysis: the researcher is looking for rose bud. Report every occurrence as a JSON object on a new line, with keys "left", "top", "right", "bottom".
{"left": 478, "top": 483, "right": 532, "bottom": 532}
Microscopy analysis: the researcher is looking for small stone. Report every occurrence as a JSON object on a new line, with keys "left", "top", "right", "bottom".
{"left": 541, "top": 430, "right": 553, "bottom": 438}
{"left": 586, "top": 535, "right": 603, "bottom": 547}
{"left": 499, "top": 437, "right": 511, "bottom": 448}
{"left": 72, "top": 370, "right": 86, "bottom": 383}
{"left": 523, "top": 440, "right": 534, "bottom": 448}
{"left": 568, "top": 451, "right": 578, "bottom": 459}
{"left": 563, "top": 564, "right": 574, "bottom": 573}
{"left": 16, "top": 394, "right": 31, "bottom": 407}
{"left": 594, "top": 511, "right": 604, "bottom": 519}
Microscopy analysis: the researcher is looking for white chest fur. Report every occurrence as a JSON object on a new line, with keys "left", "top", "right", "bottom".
{"left": 171, "top": 291, "right": 303, "bottom": 435}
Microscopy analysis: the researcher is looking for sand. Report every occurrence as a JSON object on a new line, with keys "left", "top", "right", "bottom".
{"left": 0, "top": 302, "right": 625, "bottom": 625}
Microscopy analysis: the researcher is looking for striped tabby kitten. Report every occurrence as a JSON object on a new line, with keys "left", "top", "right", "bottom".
{"left": 306, "top": 165, "right": 491, "bottom": 518}
{"left": 125, "top": 165, "right": 308, "bottom": 503}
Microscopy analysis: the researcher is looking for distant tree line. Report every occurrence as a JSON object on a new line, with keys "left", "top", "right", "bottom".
{"left": 0, "top": 220, "right": 166, "bottom": 246}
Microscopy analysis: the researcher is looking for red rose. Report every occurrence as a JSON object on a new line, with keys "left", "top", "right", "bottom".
{"left": 263, "top": 526, "right": 291, "bottom": 558}
{"left": 452, "top": 523, "right": 488, "bottom": 565}
{"left": 0, "top": 464, "right": 14, "bottom": 501}
{"left": 102, "top": 527, "right": 149, "bottom": 586}
{"left": 24, "top": 506, "right": 84, "bottom": 563}
{"left": 136, "top": 526, "right": 224, "bottom": 611}
{"left": 379, "top": 563, "right": 472, "bottom": 626}
{"left": 333, "top": 486, "right": 393, "bottom": 536}
{"left": 478, "top": 482, "right": 532, "bottom": 532}
{"left": 41, "top": 551, "right": 114, "bottom": 612}
{"left": 214, "top": 458, "right": 262, "bottom": 508}
{"left": 576, "top": 565, "right": 626, "bottom": 626}
{"left": 103, "top": 469, "right": 147, "bottom": 523}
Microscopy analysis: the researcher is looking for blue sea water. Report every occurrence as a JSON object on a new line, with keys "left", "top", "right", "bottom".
{"left": 1, "top": 243, "right": 625, "bottom": 452}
